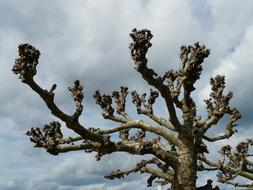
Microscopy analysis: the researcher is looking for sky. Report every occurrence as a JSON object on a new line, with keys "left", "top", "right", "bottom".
{"left": 0, "top": 0, "right": 253, "bottom": 189}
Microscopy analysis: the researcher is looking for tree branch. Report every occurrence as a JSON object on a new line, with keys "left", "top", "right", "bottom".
{"left": 58, "top": 136, "right": 83, "bottom": 144}
{"left": 58, "top": 139, "right": 178, "bottom": 167}
{"left": 105, "top": 158, "right": 174, "bottom": 187}
{"left": 199, "top": 156, "right": 253, "bottom": 180}
{"left": 201, "top": 76, "right": 241, "bottom": 135}
{"left": 137, "top": 109, "right": 175, "bottom": 131}
{"left": 179, "top": 43, "right": 209, "bottom": 132}
{"left": 99, "top": 120, "right": 181, "bottom": 147}
{"left": 203, "top": 108, "right": 241, "bottom": 142}
{"left": 26, "top": 121, "right": 178, "bottom": 168}
{"left": 222, "top": 180, "right": 253, "bottom": 189}
{"left": 13, "top": 44, "right": 108, "bottom": 144}
{"left": 129, "top": 28, "right": 182, "bottom": 132}
{"left": 131, "top": 90, "right": 175, "bottom": 131}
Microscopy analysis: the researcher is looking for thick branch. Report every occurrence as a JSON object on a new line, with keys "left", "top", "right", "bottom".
{"left": 55, "top": 139, "right": 178, "bottom": 168}
{"left": 99, "top": 120, "right": 181, "bottom": 147}
{"left": 58, "top": 136, "right": 83, "bottom": 144}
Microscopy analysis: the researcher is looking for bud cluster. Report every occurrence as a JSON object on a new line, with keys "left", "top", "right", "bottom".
{"left": 180, "top": 42, "right": 210, "bottom": 91}
{"left": 12, "top": 43, "right": 40, "bottom": 82}
{"left": 26, "top": 121, "right": 63, "bottom": 155}
{"left": 129, "top": 28, "right": 153, "bottom": 65}
{"left": 68, "top": 80, "right": 84, "bottom": 117}
{"left": 131, "top": 89, "right": 159, "bottom": 114}
{"left": 204, "top": 75, "right": 241, "bottom": 119}
{"left": 93, "top": 90, "right": 114, "bottom": 118}
{"left": 112, "top": 86, "right": 128, "bottom": 113}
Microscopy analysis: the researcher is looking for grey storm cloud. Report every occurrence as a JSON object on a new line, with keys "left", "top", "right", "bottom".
{"left": 1, "top": 0, "right": 253, "bottom": 190}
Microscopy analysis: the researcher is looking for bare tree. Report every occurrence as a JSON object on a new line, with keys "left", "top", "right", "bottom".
{"left": 12, "top": 28, "right": 253, "bottom": 190}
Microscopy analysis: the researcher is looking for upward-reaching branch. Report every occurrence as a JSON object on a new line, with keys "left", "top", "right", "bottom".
{"left": 201, "top": 75, "right": 241, "bottom": 136}
{"left": 129, "top": 28, "right": 182, "bottom": 131}
{"left": 179, "top": 43, "right": 209, "bottom": 132}
{"left": 12, "top": 44, "right": 109, "bottom": 144}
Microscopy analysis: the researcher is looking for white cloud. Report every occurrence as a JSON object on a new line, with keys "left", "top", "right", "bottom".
{"left": 199, "top": 25, "right": 253, "bottom": 118}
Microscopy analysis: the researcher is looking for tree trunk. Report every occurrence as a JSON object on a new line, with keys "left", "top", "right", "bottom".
{"left": 172, "top": 146, "right": 198, "bottom": 190}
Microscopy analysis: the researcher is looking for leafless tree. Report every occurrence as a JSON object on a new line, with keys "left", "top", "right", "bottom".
{"left": 12, "top": 28, "right": 253, "bottom": 190}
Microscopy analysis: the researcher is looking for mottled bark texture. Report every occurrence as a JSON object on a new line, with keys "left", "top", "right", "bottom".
{"left": 13, "top": 29, "right": 252, "bottom": 190}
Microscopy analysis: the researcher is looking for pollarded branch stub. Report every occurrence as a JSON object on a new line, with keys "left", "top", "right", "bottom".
{"left": 25, "top": 121, "right": 63, "bottom": 155}
{"left": 131, "top": 89, "right": 159, "bottom": 114}
{"left": 93, "top": 90, "right": 114, "bottom": 118}
{"left": 112, "top": 86, "right": 128, "bottom": 113}
{"left": 236, "top": 141, "right": 250, "bottom": 157}
{"left": 148, "top": 89, "right": 159, "bottom": 106}
{"left": 12, "top": 43, "right": 40, "bottom": 82}
{"left": 131, "top": 90, "right": 146, "bottom": 110}
{"left": 204, "top": 75, "right": 241, "bottom": 118}
{"left": 180, "top": 42, "right": 210, "bottom": 91}
{"left": 224, "top": 108, "right": 241, "bottom": 137}
{"left": 68, "top": 80, "right": 84, "bottom": 118}
{"left": 129, "top": 28, "right": 153, "bottom": 67}
{"left": 219, "top": 145, "right": 232, "bottom": 158}
{"left": 217, "top": 139, "right": 253, "bottom": 184}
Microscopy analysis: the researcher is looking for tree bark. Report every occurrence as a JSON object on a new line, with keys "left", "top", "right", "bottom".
{"left": 172, "top": 144, "right": 197, "bottom": 190}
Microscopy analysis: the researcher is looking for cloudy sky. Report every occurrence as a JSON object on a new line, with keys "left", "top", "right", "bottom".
{"left": 0, "top": 0, "right": 253, "bottom": 189}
